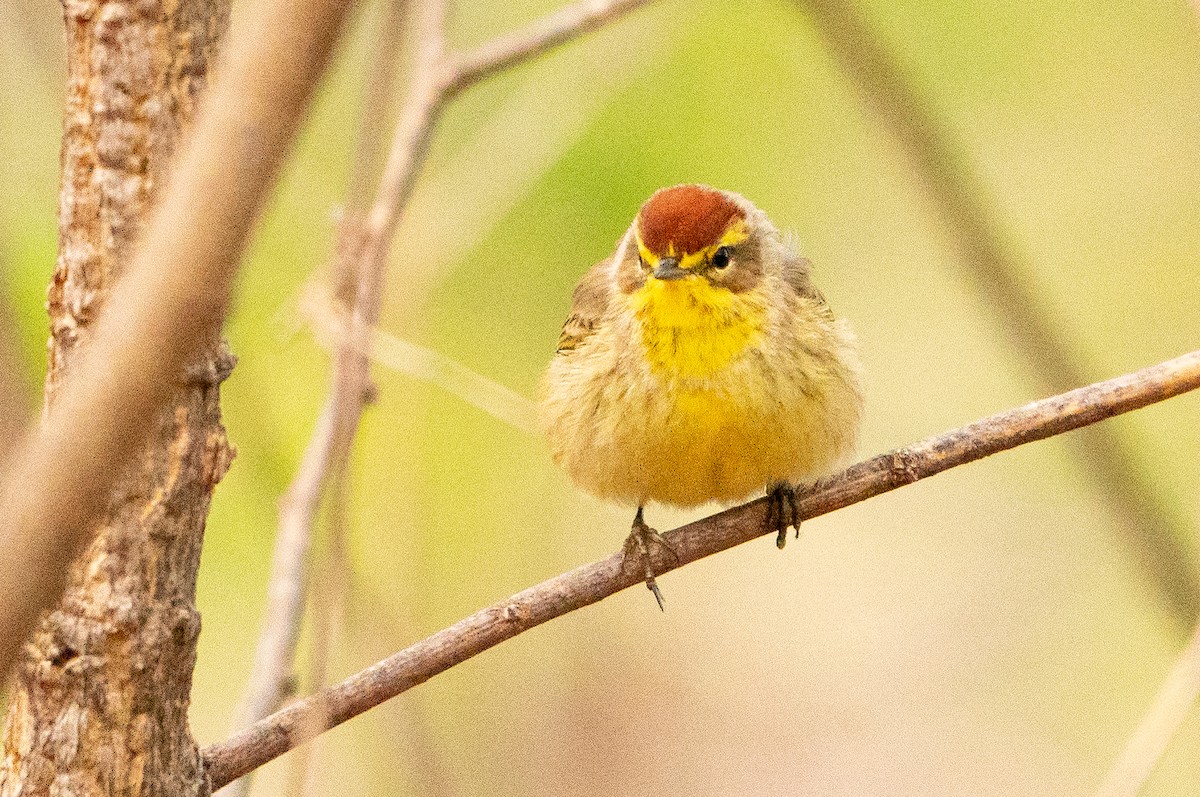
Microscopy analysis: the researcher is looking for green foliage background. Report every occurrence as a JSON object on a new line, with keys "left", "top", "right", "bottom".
{"left": 2, "top": 0, "right": 1199, "bottom": 793}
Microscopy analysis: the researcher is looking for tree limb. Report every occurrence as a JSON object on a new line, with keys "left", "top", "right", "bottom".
{"left": 795, "top": 0, "right": 1200, "bottom": 629}
{"left": 1, "top": 2, "right": 234, "bottom": 793}
{"left": 203, "top": 348, "right": 1200, "bottom": 789}
{"left": 0, "top": 0, "right": 359, "bottom": 684}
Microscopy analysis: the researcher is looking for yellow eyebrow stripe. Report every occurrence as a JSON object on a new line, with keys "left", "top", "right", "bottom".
{"left": 635, "top": 219, "right": 749, "bottom": 270}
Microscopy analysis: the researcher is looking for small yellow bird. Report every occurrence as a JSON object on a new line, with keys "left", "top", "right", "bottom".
{"left": 540, "top": 184, "right": 863, "bottom": 607}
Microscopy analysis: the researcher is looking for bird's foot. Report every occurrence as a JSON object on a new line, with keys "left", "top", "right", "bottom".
{"left": 767, "top": 484, "right": 801, "bottom": 549}
{"left": 621, "top": 507, "right": 678, "bottom": 611}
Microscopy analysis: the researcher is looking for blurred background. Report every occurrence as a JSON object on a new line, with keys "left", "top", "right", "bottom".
{"left": 2, "top": 0, "right": 1200, "bottom": 794}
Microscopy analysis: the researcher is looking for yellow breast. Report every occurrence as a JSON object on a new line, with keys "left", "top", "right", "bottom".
{"left": 540, "top": 276, "right": 862, "bottom": 508}
{"left": 627, "top": 278, "right": 767, "bottom": 379}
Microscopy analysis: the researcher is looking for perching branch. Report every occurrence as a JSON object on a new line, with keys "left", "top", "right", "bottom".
{"left": 0, "top": 0, "right": 358, "bottom": 683}
{"left": 203, "top": 348, "right": 1200, "bottom": 789}
{"left": 233, "top": 0, "right": 658, "bottom": 769}
{"left": 1093, "top": 617, "right": 1200, "bottom": 797}
{"left": 795, "top": 0, "right": 1200, "bottom": 628}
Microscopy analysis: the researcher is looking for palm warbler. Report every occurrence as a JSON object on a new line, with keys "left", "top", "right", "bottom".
{"left": 540, "top": 184, "right": 863, "bottom": 607}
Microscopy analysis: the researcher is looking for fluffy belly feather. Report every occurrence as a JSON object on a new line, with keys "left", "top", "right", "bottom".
{"left": 541, "top": 321, "right": 862, "bottom": 508}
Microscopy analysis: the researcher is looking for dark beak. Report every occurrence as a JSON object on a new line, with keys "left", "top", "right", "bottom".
{"left": 652, "top": 257, "right": 689, "bottom": 281}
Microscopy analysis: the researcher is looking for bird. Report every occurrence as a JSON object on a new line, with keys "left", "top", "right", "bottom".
{"left": 539, "top": 184, "right": 863, "bottom": 609}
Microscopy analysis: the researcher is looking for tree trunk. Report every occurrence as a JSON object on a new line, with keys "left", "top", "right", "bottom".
{"left": 0, "top": 1, "right": 233, "bottom": 795}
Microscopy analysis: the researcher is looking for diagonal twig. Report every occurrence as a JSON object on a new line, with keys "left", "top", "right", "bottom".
{"left": 300, "top": 283, "right": 538, "bottom": 434}
{"left": 1093, "top": 616, "right": 1200, "bottom": 797}
{"left": 794, "top": 0, "right": 1199, "bottom": 628}
{"left": 231, "top": 0, "right": 659, "bottom": 772}
{"left": 442, "top": 0, "right": 658, "bottom": 95}
{"left": 203, "top": 348, "right": 1200, "bottom": 789}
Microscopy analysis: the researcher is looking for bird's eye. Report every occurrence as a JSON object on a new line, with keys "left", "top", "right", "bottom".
{"left": 712, "top": 247, "right": 731, "bottom": 269}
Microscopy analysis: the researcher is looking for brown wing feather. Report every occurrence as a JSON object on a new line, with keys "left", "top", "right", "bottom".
{"left": 781, "top": 254, "right": 835, "bottom": 320}
{"left": 556, "top": 258, "right": 613, "bottom": 353}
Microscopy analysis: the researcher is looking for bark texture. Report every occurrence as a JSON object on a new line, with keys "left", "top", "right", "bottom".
{"left": 1, "top": 1, "right": 232, "bottom": 795}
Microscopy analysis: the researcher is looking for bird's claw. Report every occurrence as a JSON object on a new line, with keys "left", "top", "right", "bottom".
{"left": 622, "top": 512, "right": 678, "bottom": 611}
{"left": 767, "top": 484, "right": 801, "bottom": 549}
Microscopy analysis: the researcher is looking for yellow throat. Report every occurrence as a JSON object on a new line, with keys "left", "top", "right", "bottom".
{"left": 628, "top": 277, "right": 767, "bottom": 379}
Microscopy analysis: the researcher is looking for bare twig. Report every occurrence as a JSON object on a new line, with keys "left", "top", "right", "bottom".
{"left": 795, "top": 0, "right": 1199, "bottom": 628}
{"left": 0, "top": 0, "right": 358, "bottom": 680}
{"left": 232, "top": 0, "right": 657, "bottom": 761}
{"left": 344, "top": 0, "right": 413, "bottom": 216}
{"left": 231, "top": 0, "right": 446, "bottom": 749}
{"left": 202, "top": 349, "right": 1200, "bottom": 789}
{"left": 228, "top": 1, "right": 440, "bottom": 757}
{"left": 282, "top": 10, "right": 409, "bottom": 796}
{"left": 1093, "top": 618, "right": 1200, "bottom": 797}
{"left": 301, "top": 284, "right": 538, "bottom": 434}
{"left": 442, "top": 0, "right": 658, "bottom": 96}
{"left": 286, "top": 473, "right": 351, "bottom": 797}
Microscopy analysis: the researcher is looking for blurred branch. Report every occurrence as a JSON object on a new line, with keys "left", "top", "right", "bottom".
{"left": 226, "top": 4, "right": 438, "bottom": 780}
{"left": 287, "top": 464, "right": 351, "bottom": 797}
{"left": 301, "top": 283, "right": 538, "bottom": 434}
{"left": 345, "top": 579, "right": 458, "bottom": 796}
{"left": 442, "top": 0, "right": 658, "bottom": 95}
{"left": 0, "top": 0, "right": 357, "bottom": 683}
{"left": 230, "top": 0, "right": 656, "bottom": 782}
{"left": 0, "top": 258, "right": 32, "bottom": 466}
{"left": 1094, "top": 617, "right": 1200, "bottom": 797}
{"left": 344, "top": 0, "right": 412, "bottom": 215}
{"left": 226, "top": 12, "right": 412, "bottom": 797}
{"left": 0, "top": 0, "right": 65, "bottom": 93}
{"left": 203, "top": 349, "right": 1200, "bottom": 789}
{"left": 794, "top": 0, "right": 1200, "bottom": 630}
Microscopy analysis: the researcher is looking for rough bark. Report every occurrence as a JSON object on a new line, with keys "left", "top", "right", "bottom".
{"left": 0, "top": 1, "right": 232, "bottom": 796}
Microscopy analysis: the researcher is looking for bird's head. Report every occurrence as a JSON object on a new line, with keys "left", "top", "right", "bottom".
{"left": 614, "top": 185, "right": 781, "bottom": 335}
{"left": 615, "top": 184, "right": 772, "bottom": 299}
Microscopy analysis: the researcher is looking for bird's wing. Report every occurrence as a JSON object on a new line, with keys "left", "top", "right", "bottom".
{"left": 781, "top": 254, "right": 836, "bottom": 320}
{"left": 556, "top": 258, "right": 613, "bottom": 354}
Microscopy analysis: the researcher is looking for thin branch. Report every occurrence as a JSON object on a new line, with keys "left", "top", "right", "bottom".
{"left": 226, "top": 13, "right": 413, "bottom": 789}
{"left": 0, "top": 0, "right": 357, "bottom": 680}
{"left": 795, "top": 0, "right": 1200, "bottom": 628}
{"left": 202, "top": 348, "right": 1200, "bottom": 789}
{"left": 301, "top": 284, "right": 538, "bottom": 435}
{"left": 365, "top": 325, "right": 539, "bottom": 435}
{"left": 287, "top": 475, "right": 350, "bottom": 797}
{"left": 230, "top": 0, "right": 655, "bottom": 770}
{"left": 1093, "top": 618, "right": 1200, "bottom": 797}
{"left": 227, "top": 0, "right": 438, "bottom": 757}
{"left": 442, "top": 0, "right": 656, "bottom": 96}
{"left": 344, "top": 0, "right": 413, "bottom": 216}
